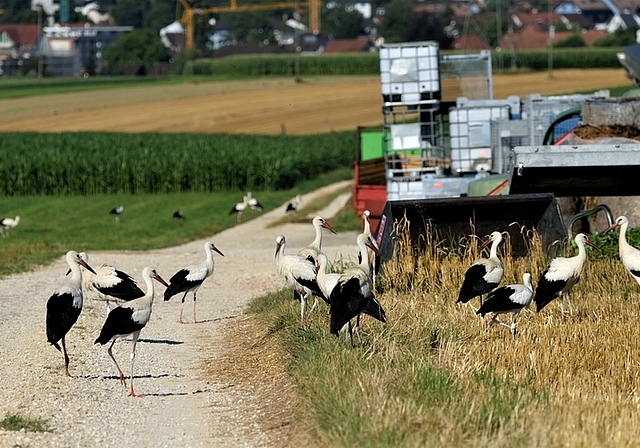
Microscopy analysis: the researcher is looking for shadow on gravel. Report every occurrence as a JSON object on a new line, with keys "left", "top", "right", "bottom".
{"left": 137, "top": 338, "right": 184, "bottom": 345}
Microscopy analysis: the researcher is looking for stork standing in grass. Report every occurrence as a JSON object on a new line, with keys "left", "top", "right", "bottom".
{"left": 274, "top": 234, "right": 325, "bottom": 322}
{"left": 110, "top": 206, "right": 124, "bottom": 223}
{"left": 297, "top": 216, "right": 336, "bottom": 311}
{"left": 164, "top": 241, "right": 224, "bottom": 324}
{"left": 457, "top": 231, "right": 504, "bottom": 307}
{"left": 476, "top": 273, "right": 533, "bottom": 336}
{"left": 229, "top": 197, "right": 248, "bottom": 223}
{"left": 78, "top": 252, "right": 145, "bottom": 313}
{"left": 0, "top": 215, "right": 20, "bottom": 237}
{"left": 245, "top": 192, "right": 263, "bottom": 213}
{"left": 534, "top": 233, "right": 596, "bottom": 317}
{"left": 605, "top": 216, "right": 640, "bottom": 287}
{"left": 360, "top": 210, "right": 380, "bottom": 287}
{"left": 46, "top": 250, "right": 97, "bottom": 376}
{"left": 329, "top": 233, "right": 386, "bottom": 346}
{"left": 95, "top": 267, "right": 169, "bottom": 397}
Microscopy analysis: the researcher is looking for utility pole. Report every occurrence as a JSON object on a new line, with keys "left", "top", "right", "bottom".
{"left": 37, "top": 4, "right": 43, "bottom": 79}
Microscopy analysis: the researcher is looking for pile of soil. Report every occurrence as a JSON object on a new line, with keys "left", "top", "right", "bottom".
{"left": 573, "top": 124, "right": 640, "bottom": 142}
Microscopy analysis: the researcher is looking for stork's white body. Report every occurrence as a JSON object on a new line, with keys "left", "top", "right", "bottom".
{"left": 534, "top": 233, "right": 594, "bottom": 317}
{"left": 457, "top": 231, "right": 504, "bottom": 305}
{"left": 274, "top": 235, "right": 323, "bottom": 321}
{"left": 164, "top": 242, "right": 224, "bottom": 323}
{"left": 46, "top": 251, "right": 96, "bottom": 376}
{"left": 95, "top": 267, "right": 169, "bottom": 397}
{"left": 477, "top": 273, "right": 533, "bottom": 335}
{"left": 608, "top": 216, "right": 640, "bottom": 287}
{"left": 0, "top": 215, "right": 20, "bottom": 236}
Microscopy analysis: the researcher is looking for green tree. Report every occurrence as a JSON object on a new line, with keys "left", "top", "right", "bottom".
{"left": 322, "top": 5, "right": 364, "bottom": 39}
{"left": 103, "top": 28, "right": 170, "bottom": 74}
{"left": 379, "top": 0, "right": 413, "bottom": 43}
{"left": 221, "top": 10, "right": 277, "bottom": 44}
{"left": 110, "top": 0, "right": 145, "bottom": 28}
{"left": 554, "top": 34, "right": 586, "bottom": 48}
{"left": 593, "top": 28, "right": 637, "bottom": 47}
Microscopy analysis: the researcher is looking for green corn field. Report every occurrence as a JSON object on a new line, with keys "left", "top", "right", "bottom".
{"left": 0, "top": 131, "right": 355, "bottom": 195}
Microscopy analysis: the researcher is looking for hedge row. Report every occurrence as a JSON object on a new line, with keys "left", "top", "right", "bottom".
{"left": 184, "top": 48, "right": 623, "bottom": 77}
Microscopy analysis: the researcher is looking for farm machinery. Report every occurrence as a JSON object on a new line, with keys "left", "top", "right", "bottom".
{"left": 353, "top": 41, "right": 640, "bottom": 261}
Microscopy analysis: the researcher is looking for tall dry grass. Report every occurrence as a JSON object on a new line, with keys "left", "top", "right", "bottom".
{"left": 252, "top": 218, "right": 640, "bottom": 447}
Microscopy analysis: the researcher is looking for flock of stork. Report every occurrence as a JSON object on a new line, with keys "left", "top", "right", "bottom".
{"left": 45, "top": 240, "right": 224, "bottom": 397}
{"left": 37, "top": 193, "right": 640, "bottom": 397}
{"left": 274, "top": 211, "right": 386, "bottom": 346}
{"left": 458, "top": 215, "right": 640, "bottom": 336}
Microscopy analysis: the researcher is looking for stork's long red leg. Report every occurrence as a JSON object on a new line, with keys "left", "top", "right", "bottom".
{"left": 107, "top": 339, "right": 126, "bottom": 386}
{"left": 61, "top": 337, "right": 71, "bottom": 377}
{"left": 128, "top": 341, "right": 140, "bottom": 397}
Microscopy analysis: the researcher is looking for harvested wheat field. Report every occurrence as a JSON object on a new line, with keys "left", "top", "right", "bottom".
{"left": 0, "top": 69, "right": 631, "bottom": 134}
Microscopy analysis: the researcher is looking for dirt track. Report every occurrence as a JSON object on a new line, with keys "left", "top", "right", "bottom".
{"left": 0, "top": 69, "right": 631, "bottom": 134}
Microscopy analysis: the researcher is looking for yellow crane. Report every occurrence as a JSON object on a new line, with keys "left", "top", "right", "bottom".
{"left": 177, "top": 0, "right": 321, "bottom": 51}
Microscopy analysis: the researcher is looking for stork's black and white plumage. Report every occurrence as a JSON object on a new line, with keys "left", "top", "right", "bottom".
{"left": 95, "top": 267, "right": 169, "bottom": 397}
{"left": 329, "top": 233, "right": 386, "bottom": 346}
{"left": 274, "top": 234, "right": 326, "bottom": 322}
{"left": 285, "top": 195, "right": 302, "bottom": 213}
{"left": 164, "top": 241, "right": 224, "bottom": 324}
{"left": 605, "top": 216, "right": 640, "bottom": 287}
{"left": 46, "top": 250, "right": 97, "bottom": 376}
{"left": 110, "top": 206, "right": 124, "bottom": 223}
{"left": 457, "top": 231, "right": 504, "bottom": 306}
{"left": 534, "top": 233, "right": 596, "bottom": 317}
{"left": 0, "top": 215, "right": 20, "bottom": 237}
{"left": 477, "top": 273, "right": 533, "bottom": 336}
{"left": 78, "top": 252, "right": 145, "bottom": 312}
{"left": 173, "top": 210, "right": 186, "bottom": 221}
{"left": 229, "top": 197, "right": 248, "bottom": 223}
{"left": 245, "top": 192, "right": 263, "bottom": 212}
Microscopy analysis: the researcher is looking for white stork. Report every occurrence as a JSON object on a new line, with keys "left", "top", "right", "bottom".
{"left": 173, "top": 210, "right": 186, "bottom": 221}
{"left": 78, "top": 252, "right": 145, "bottom": 312}
{"left": 164, "top": 241, "right": 224, "bottom": 324}
{"left": 605, "top": 216, "right": 640, "bottom": 286}
{"left": 274, "top": 234, "right": 326, "bottom": 322}
{"left": 298, "top": 216, "right": 336, "bottom": 311}
{"left": 457, "top": 231, "right": 504, "bottom": 306}
{"left": 229, "top": 197, "right": 248, "bottom": 223}
{"left": 0, "top": 215, "right": 20, "bottom": 237}
{"left": 94, "top": 267, "right": 169, "bottom": 397}
{"left": 245, "top": 192, "right": 263, "bottom": 212}
{"left": 298, "top": 216, "right": 337, "bottom": 265}
{"left": 46, "top": 250, "right": 97, "bottom": 376}
{"left": 534, "top": 232, "right": 596, "bottom": 317}
{"left": 110, "top": 206, "right": 124, "bottom": 223}
{"left": 315, "top": 252, "right": 341, "bottom": 301}
{"left": 329, "top": 233, "right": 386, "bottom": 346}
{"left": 285, "top": 195, "right": 302, "bottom": 213}
{"left": 476, "top": 273, "right": 533, "bottom": 336}
{"left": 359, "top": 210, "right": 380, "bottom": 285}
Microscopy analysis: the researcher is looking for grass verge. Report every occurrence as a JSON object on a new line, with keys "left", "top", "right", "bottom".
{"left": 0, "top": 168, "right": 354, "bottom": 277}
{"left": 248, "top": 221, "right": 640, "bottom": 447}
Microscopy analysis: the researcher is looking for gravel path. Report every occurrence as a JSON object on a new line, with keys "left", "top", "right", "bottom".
{"left": 0, "top": 181, "right": 358, "bottom": 447}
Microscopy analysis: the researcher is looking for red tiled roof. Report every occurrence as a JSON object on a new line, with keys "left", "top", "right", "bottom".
{"left": 0, "top": 24, "right": 39, "bottom": 49}
{"left": 451, "top": 34, "right": 491, "bottom": 51}
{"left": 500, "top": 25, "right": 608, "bottom": 49}
{"left": 323, "top": 38, "right": 371, "bottom": 53}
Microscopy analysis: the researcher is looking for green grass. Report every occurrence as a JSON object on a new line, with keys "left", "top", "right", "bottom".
{"left": 0, "top": 413, "right": 50, "bottom": 432}
{"left": 0, "top": 167, "right": 353, "bottom": 277}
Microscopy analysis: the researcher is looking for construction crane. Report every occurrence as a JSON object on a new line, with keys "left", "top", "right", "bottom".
{"left": 177, "top": 0, "right": 320, "bottom": 51}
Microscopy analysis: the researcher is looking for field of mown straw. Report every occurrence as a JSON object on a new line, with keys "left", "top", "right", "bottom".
{"left": 368, "top": 220, "right": 640, "bottom": 446}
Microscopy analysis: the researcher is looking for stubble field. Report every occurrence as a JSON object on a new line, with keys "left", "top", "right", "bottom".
{"left": 0, "top": 69, "right": 631, "bottom": 134}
